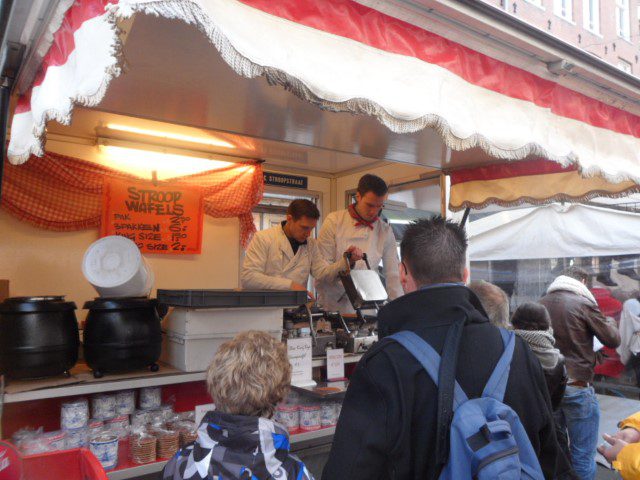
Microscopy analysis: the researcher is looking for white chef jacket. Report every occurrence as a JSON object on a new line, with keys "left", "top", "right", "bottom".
{"left": 316, "top": 208, "right": 402, "bottom": 313}
{"left": 241, "top": 225, "right": 344, "bottom": 290}
{"left": 617, "top": 298, "right": 640, "bottom": 365}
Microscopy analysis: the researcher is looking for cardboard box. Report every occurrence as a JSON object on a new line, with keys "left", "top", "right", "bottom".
{"left": 0, "top": 280, "right": 8, "bottom": 302}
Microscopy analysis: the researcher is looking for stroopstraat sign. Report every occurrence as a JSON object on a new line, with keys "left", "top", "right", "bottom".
{"left": 263, "top": 172, "right": 308, "bottom": 190}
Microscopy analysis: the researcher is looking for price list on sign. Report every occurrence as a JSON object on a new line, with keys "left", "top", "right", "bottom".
{"left": 101, "top": 177, "right": 204, "bottom": 255}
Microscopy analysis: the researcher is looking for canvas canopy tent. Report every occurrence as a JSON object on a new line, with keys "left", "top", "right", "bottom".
{"left": 467, "top": 203, "right": 640, "bottom": 262}
{"left": 5, "top": 0, "right": 640, "bottom": 200}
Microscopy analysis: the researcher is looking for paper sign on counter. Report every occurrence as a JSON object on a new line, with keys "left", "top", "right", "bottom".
{"left": 327, "top": 348, "right": 345, "bottom": 381}
{"left": 287, "top": 337, "right": 316, "bottom": 387}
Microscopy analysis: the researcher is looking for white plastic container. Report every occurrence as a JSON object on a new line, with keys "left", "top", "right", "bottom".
{"left": 139, "top": 387, "right": 162, "bottom": 410}
{"left": 92, "top": 393, "right": 117, "bottom": 420}
{"left": 89, "top": 433, "right": 119, "bottom": 471}
{"left": 162, "top": 307, "right": 283, "bottom": 336}
{"left": 82, "top": 236, "right": 154, "bottom": 298}
{"left": 299, "top": 405, "right": 322, "bottom": 431}
{"left": 161, "top": 330, "right": 282, "bottom": 372}
{"left": 60, "top": 397, "right": 89, "bottom": 429}
{"left": 275, "top": 404, "right": 299, "bottom": 433}
{"left": 115, "top": 390, "right": 136, "bottom": 415}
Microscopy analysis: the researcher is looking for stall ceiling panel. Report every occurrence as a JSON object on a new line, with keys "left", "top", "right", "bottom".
{"left": 96, "top": 14, "right": 445, "bottom": 170}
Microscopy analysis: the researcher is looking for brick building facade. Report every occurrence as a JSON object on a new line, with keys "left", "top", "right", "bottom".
{"left": 480, "top": 0, "right": 640, "bottom": 75}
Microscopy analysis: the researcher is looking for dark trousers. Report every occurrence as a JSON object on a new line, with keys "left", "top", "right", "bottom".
{"left": 553, "top": 408, "right": 572, "bottom": 471}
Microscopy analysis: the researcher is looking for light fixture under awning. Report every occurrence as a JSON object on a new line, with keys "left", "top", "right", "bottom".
{"left": 103, "top": 124, "right": 236, "bottom": 149}
{"left": 6, "top": 0, "right": 640, "bottom": 190}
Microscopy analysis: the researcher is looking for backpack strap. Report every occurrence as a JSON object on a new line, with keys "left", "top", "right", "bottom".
{"left": 387, "top": 331, "right": 468, "bottom": 409}
{"left": 481, "top": 328, "right": 516, "bottom": 402}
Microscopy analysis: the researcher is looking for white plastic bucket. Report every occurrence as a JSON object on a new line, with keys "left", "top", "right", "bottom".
{"left": 82, "top": 236, "right": 154, "bottom": 298}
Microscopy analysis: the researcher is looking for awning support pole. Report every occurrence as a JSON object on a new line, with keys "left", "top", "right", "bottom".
{"left": 461, "top": 207, "right": 471, "bottom": 227}
{"left": 0, "top": 78, "right": 11, "bottom": 201}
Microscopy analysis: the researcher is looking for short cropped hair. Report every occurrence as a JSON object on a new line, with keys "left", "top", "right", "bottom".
{"left": 562, "top": 266, "right": 589, "bottom": 283}
{"left": 357, "top": 174, "right": 388, "bottom": 197}
{"left": 400, "top": 216, "right": 467, "bottom": 285}
{"left": 287, "top": 199, "right": 320, "bottom": 221}
{"left": 511, "top": 302, "right": 552, "bottom": 331}
{"left": 207, "top": 331, "right": 291, "bottom": 418}
{"left": 468, "top": 281, "right": 510, "bottom": 328}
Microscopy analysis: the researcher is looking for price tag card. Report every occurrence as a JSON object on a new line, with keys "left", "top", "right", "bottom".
{"left": 287, "top": 338, "right": 315, "bottom": 387}
{"left": 326, "top": 348, "right": 345, "bottom": 381}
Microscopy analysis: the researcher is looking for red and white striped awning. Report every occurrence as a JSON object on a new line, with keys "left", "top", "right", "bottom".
{"left": 7, "top": 0, "right": 640, "bottom": 188}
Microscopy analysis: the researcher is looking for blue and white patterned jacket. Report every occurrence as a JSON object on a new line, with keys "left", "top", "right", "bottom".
{"left": 162, "top": 411, "right": 313, "bottom": 480}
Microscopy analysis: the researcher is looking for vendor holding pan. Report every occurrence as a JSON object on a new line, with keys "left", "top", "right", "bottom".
{"left": 241, "top": 199, "right": 363, "bottom": 298}
{"left": 316, "top": 174, "right": 402, "bottom": 313}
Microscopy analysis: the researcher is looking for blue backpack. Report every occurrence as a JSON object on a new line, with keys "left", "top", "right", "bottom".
{"left": 388, "top": 329, "right": 545, "bottom": 480}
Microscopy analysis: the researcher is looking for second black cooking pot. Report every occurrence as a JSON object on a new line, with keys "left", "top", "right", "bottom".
{"left": 83, "top": 297, "right": 162, "bottom": 378}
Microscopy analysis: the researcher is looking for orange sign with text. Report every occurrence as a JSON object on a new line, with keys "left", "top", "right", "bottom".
{"left": 101, "top": 178, "right": 204, "bottom": 254}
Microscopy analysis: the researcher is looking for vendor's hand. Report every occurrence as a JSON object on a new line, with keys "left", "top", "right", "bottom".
{"left": 614, "top": 427, "right": 640, "bottom": 444}
{"left": 290, "top": 282, "right": 315, "bottom": 301}
{"left": 598, "top": 433, "right": 629, "bottom": 464}
{"left": 346, "top": 246, "right": 364, "bottom": 263}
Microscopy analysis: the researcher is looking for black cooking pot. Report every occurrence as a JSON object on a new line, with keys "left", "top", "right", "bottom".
{"left": 0, "top": 296, "right": 79, "bottom": 379}
{"left": 83, "top": 297, "right": 162, "bottom": 378}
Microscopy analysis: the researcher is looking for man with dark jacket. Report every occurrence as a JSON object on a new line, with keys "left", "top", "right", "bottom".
{"left": 322, "top": 216, "right": 572, "bottom": 480}
{"left": 540, "top": 267, "right": 621, "bottom": 480}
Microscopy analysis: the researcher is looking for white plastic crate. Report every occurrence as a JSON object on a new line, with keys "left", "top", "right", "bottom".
{"left": 162, "top": 306, "right": 283, "bottom": 336}
{"left": 161, "top": 329, "right": 283, "bottom": 372}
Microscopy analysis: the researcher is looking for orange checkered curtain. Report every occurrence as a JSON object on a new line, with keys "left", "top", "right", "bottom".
{"left": 1, "top": 152, "right": 264, "bottom": 247}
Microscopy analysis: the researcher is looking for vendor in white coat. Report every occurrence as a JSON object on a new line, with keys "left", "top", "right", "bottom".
{"left": 316, "top": 174, "right": 403, "bottom": 313}
{"left": 242, "top": 199, "right": 363, "bottom": 298}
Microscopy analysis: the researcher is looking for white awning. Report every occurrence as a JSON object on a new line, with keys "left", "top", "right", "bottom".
{"left": 7, "top": 0, "right": 640, "bottom": 188}
{"left": 468, "top": 203, "right": 640, "bottom": 261}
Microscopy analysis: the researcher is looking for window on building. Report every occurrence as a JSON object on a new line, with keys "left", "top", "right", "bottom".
{"left": 524, "top": 0, "right": 544, "bottom": 7}
{"left": 583, "top": 0, "right": 600, "bottom": 34}
{"left": 618, "top": 58, "right": 633, "bottom": 73}
{"left": 554, "top": 0, "right": 573, "bottom": 20}
{"left": 616, "top": 0, "right": 631, "bottom": 40}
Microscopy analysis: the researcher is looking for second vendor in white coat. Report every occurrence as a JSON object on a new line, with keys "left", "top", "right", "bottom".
{"left": 242, "top": 199, "right": 362, "bottom": 297}
{"left": 316, "top": 174, "right": 403, "bottom": 312}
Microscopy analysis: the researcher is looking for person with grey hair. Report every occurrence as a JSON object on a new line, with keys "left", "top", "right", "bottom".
{"left": 468, "top": 280, "right": 510, "bottom": 328}
{"left": 541, "top": 266, "right": 620, "bottom": 480}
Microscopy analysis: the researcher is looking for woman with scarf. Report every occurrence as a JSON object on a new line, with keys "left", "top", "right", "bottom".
{"left": 511, "top": 302, "right": 567, "bottom": 410}
{"left": 511, "top": 301, "right": 572, "bottom": 469}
